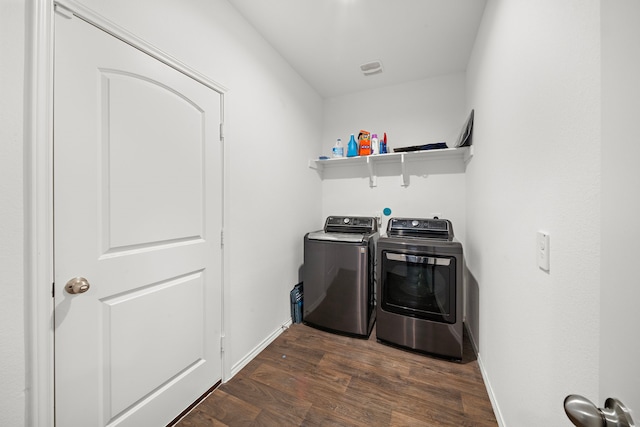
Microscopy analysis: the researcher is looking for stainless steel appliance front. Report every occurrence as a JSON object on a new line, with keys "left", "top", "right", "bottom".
{"left": 376, "top": 218, "right": 463, "bottom": 360}
{"left": 303, "top": 216, "right": 377, "bottom": 338}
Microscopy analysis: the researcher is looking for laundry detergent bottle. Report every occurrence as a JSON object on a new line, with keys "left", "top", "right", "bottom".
{"left": 347, "top": 134, "right": 358, "bottom": 157}
{"left": 371, "top": 134, "right": 379, "bottom": 155}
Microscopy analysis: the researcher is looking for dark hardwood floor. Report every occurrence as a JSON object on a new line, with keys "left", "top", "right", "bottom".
{"left": 175, "top": 323, "right": 498, "bottom": 426}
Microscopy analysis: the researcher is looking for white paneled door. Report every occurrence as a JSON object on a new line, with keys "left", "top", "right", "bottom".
{"left": 53, "top": 10, "right": 222, "bottom": 427}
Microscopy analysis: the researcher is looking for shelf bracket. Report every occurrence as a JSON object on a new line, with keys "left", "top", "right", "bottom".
{"left": 366, "top": 157, "right": 377, "bottom": 187}
{"left": 463, "top": 145, "right": 475, "bottom": 165}
{"left": 400, "top": 153, "right": 409, "bottom": 187}
{"left": 308, "top": 159, "right": 324, "bottom": 179}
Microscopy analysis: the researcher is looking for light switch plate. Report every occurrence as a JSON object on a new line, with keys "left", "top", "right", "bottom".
{"left": 537, "top": 231, "right": 550, "bottom": 271}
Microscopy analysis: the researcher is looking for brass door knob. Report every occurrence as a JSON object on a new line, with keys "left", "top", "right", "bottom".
{"left": 65, "top": 277, "right": 91, "bottom": 294}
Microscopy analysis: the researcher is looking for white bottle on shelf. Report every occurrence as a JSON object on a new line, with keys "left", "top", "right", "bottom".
{"left": 371, "top": 134, "right": 379, "bottom": 155}
{"left": 332, "top": 138, "right": 344, "bottom": 158}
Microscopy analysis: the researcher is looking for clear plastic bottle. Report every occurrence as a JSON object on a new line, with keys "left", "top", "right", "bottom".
{"left": 371, "top": 134, "right": 379, "bottom": 155}
{"left": 332, "top": 138, "right": 344, "bottom": 158}
{"left": 347, "top": 134, "right": 358, "bottom": 157}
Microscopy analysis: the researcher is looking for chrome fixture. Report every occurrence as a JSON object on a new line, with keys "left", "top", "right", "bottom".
{"left": 564, "top": 395, "right": 635, "bottom": 427}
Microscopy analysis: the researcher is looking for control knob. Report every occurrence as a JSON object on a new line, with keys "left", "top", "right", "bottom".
{"left": 343, "top": 217, "right": 350, "bottom": 224}
{"left": 412, "top": 220, "right": 420, "bottom": 227}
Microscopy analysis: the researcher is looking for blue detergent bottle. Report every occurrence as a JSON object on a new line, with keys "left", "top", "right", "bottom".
{"left": 347, "top": 134, "right": 358, "bottom": 157}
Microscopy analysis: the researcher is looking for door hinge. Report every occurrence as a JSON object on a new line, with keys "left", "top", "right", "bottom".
{"left": 219, "top": 123, "right": 224, "bottom": 141}
{"left": 52, "top": 282, "right": 55, "bottom": 298}
{"left": 220, "top": 229, "right": 224, "bottom": 248}
{"left": 220, "top": 335, "right": 225, "bottom": 353}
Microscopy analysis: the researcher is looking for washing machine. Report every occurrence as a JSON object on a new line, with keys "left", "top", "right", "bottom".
{"left": 376, "top": 218, "right": 463, "bottom": 360}
{"left": 303, "top": 216, "right": 378, "bottom": 338}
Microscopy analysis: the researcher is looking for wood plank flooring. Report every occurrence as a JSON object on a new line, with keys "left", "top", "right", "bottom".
{"left": 175, "top": 323, "right": 498, "bottom": 426}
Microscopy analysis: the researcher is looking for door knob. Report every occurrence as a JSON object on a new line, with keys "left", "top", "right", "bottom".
{"left": 65, "top": 277, "right": 91, "bottom": 294}
{"left": 564, "top": 394, "right": 635, "bottom": 427}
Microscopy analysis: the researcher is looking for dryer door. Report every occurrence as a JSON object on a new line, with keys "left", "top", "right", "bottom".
{"left": 380, "top": 251, "right": 457, "bottom": 324}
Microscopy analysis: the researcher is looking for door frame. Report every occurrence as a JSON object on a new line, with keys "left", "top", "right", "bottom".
{"left": 25, "top": 1, "right": 228, "bottom": 425}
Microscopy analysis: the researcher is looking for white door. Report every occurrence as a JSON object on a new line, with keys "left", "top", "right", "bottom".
{"left": 53, "top": 10, "right": 222, "bottom": 427}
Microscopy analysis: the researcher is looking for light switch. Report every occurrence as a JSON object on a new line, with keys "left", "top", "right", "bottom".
{"left": 537, "top": 231, "right": 550, "bottom": 271}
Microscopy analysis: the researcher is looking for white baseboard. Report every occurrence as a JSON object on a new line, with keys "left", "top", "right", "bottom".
{"left": 228, "top": 319, "right": 293, "bottom": 381}
{"left": 466, "top": 323, "right": 505, "bottom": 427}
{"left": 477, "top": 352, "right": 506, "bottom": 427}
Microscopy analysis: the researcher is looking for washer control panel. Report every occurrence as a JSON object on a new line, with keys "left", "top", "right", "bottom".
{"left": 324, "top": 216, "right": 377, "bottom": 233}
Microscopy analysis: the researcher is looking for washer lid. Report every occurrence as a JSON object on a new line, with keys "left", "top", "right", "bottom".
{"left": 307, "top": 231, "right": 365, "bottom": 243}
{"left": 324, "top": 216, "right": 377, "bottom": 234}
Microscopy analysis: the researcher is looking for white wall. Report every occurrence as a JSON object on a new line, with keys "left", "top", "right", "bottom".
{"left": 601, "top": 0, "right": 640, "bottom": 418}
{"left": 0, "top": 0, "right": 26, "bottom": 426}
{"left": 320, "top": 74, "right": 468, "bottom": 240}
{"left": 466, "top": 1, "right": 601, "bottom": 425}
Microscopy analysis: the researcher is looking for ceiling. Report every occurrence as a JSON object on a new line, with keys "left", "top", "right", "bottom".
{"left": 226, "top": 0, "right": 487, "bottom": 98}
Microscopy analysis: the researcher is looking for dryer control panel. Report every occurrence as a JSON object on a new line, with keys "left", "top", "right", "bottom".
{"left": 387, "top": 218, "right": 454, "bottom": 240}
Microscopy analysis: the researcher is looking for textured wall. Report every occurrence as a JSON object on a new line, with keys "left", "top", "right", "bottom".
{"left": 0, "top": 0, "right": 26, "bottom": 426}
{"left": 465, "top": 1, "right": 601, "bottom": 425}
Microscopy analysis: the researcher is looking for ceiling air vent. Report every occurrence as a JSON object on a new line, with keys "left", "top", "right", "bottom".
{"left": 360, "top": 60, "right": 383, "bottom": 76}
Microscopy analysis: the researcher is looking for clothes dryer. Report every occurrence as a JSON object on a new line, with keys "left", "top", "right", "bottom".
{"left": 376, "top": 218, "right": 463, "bottom": 360}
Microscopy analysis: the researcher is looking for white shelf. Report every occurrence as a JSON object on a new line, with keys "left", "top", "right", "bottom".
{"left": 309, "top": 146, "right": 473, "bottom": 187}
